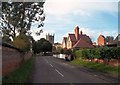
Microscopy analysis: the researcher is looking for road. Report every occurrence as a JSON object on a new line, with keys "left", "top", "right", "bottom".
{"left": 28, "top": 56, "right": 119, "bottom": 84}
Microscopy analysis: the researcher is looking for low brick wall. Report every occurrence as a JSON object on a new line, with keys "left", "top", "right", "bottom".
{"left": 108, "top": 59, "right": 120, "bottom": 67}
{"left": 88, "top": 58, "right": 120, "bottom": 67}
{"left": 2, "top": 44, "right": 32, "bottom": 76}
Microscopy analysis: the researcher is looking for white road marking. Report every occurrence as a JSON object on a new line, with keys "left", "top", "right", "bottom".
{"left": 44, "top": 59, "right": 49, "bottom": 63}
{"left": 55, "top": 69, "right": 64, "bottom": 77}
{"left": 50, "top": 64, "right": 53, "bottom": 67}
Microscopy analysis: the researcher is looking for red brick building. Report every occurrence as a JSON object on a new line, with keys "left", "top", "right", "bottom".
{"left": 97, "top": 35, "right": 106, "bottom": 46}
{"left": 62, "top": 26, "right": 93, "bottom": 49}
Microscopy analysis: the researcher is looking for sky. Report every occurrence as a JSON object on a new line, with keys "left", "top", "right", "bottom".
{"left": 31, "top": 0, "right": 119, "bottom": 44}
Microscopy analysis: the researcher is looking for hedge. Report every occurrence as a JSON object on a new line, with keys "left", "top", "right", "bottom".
{"left": 74, "top": 47, "right": 120, "bottom": 60}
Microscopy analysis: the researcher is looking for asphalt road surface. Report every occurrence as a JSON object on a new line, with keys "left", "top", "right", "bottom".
{"left": 28, "top": 56, "right": 119, "bottom": 84}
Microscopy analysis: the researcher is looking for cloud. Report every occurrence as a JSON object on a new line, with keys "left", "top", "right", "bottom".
{"left": 44, "top": 0, "right": 118, "bottom": 17}
{"left": 31, "top": 0, "right": 118, "bottom": 43}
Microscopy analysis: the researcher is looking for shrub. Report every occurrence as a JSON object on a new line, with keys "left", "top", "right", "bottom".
{"left": 82, "top": 49, "right": 89, "bottom": 59}
{"left": 116, "top": 47, "right": 120, "bottom": 59}
{"left": 74, "top": 47, "right": 120, "bottom": 61}
{"left": 74, "top": 50, "right": 83, "bottom": 58}
{"left": 13, "top": 35, "right": 30, "bottom": 52}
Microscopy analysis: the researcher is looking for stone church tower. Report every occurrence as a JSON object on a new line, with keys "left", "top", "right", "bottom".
{"left": 46, "top": 33, "right": 54, "bottom": 45}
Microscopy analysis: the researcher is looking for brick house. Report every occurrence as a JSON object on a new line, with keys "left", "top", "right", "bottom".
{"left": 97, "top": 35, "right": 106, "bottom": 46}
{"left": 62, "top": 26, "right": 93, "bottom": 49}
{"left": 62, "top": 37, "right": 67, "bottom": 49}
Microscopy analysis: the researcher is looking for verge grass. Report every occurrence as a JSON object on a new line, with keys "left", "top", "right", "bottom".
{"left": 2, "top": 57, "right": 35, "bottom": 83}
{"left": 71, "top": 58, "right": 120, "bottom": 76}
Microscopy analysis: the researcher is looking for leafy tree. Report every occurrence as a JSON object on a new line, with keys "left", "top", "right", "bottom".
{"left": 32, "top": 41, "right": 41, "bottom": 54}
{"left": 13, "top": 35, "right": 30, "bottom": 52}
{"left": 32, "top": 38, "right": 52, "bottom": 54}
{"left": 116, "top": 47, "right": 120, "bottom": 59}
{"left": 2, "top": 35, "right": 11, "bottom": 43}
{"left": 64, "top": 49, "right": 72, "bottom": 55}
{"left": 1, "top": 2, "right": 45, "bottom": 41}
{"left": 106, "top": 36, "right": 114, "bottom": 44}
{"left": 82, "top": 49, "right": 89, "bottom": 59}
{"left": 53, "top": 47, "right": 63, "bottom": 54}
{"left": 41, "top": 40, "right": 52, "bottom": 52}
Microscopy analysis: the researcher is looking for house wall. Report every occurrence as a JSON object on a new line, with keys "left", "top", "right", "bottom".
{"left": 62, "top": 40, "right": 67, "bottom": 49}
{"left": 62, "top": 42, "right": 66, "bottom": 48}
{"left": 98, "top": 36, "right": 106, "bottom": 46}
{"left": 67, "top": 37, "right": 72, "bottom": 49}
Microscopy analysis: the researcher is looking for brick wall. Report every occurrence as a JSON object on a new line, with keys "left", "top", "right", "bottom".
{"left": 2, "top": 45, "right": 32, "bottom": 76}
{"left": 98, "top": 35, "right": 106, "bottom": 46}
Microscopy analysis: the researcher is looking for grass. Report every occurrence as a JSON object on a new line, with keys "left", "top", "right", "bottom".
{"left": 2, "top": 57, "right": 35, "bottom": 83}
{"left": 71, "top": 58, "right": 120, "bottom": 76}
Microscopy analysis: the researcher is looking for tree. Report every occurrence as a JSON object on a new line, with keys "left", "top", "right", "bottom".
{"left": 32, "top": 38, "right": 52, "bottom": 54}
{"left": 13, "top": 34, "right": 31, "bottom": 52}
{"left": 1, "top": 2, "right": 45, "bottom": 41}
{"left": 106, "top": 36, "right": 114, "bottom": 44}
{"left": 2, "top": 35, "right": 11, "bottom": 44}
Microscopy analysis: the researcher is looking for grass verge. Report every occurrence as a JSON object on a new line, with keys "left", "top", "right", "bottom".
{"left": 2, "top": 57, "right": 35, "bottom": 83}
{"left": 71, "top": 58, "right": 120, "bottom": 76}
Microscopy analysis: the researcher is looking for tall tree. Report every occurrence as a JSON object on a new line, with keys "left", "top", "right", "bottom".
{"left": 106, "top": 36, "right": 114, "bottom": 44}
{"left": 32, "top": 38, "right": 52, "bottom": 54}
{"left": 1, "top": 2, "right": 45, "bottom": 41}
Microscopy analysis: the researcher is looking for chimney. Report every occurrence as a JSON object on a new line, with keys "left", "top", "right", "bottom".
{"left": 80, "top": 30, "right": 83, "bottom": 35}
{"left": 74, "top": 26, "right": 79, "bottom": 41}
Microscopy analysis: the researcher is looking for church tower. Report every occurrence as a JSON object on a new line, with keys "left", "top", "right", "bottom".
{"left": 46, "top": 33, "right": 54, "bottom": 45}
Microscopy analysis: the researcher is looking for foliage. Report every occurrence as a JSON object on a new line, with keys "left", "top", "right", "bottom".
{"left": 13, "top": 35, "right": 31, "bottom": 52}
{"left": 74, "top": 47, "right": 120, "bottom": 60}
{"left": 1, "top": 2, "right": 45, "bottom": 40}
{"left": 2, "top": 57, "right": 35, "bottom": 83}
{"left": 2, "top": 36, "right": 11, "bottom": 44}
{"left": 53, "top": 47, "right": 63, "bottom": 54}
{"left": 116, "top": 47, "right": 120, "bottom": 59}
{"left": 64, "top": 49, "right": 72, "bottom": 55}
{"left": 106, "top": 36, "right": 114, "bottom": 43}
{"left": 82, "top": 49, "right": 89, "bottom": 59}
{"left": 71, "top": 59, "right": 120, "bottom": 76}
{"left": 32, "top": 38, "right": 52, "bottom": 54}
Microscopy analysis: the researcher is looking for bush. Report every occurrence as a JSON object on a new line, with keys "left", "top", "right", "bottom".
{"left": 64, "top": 49, "right": 72, "bottom": 55}
{"left": 116, "top": 47, "right": 120, "bottom": 59}
{"left": 13, "top": 35, "right": 30, "bottom": 52}
{"left": 82, "top": 49, "right": 90, "bottom": 59}
{"left": 74, "top": 50, "right": 83, "bottom": 58}
{"left": 74, "top": 47, "right": 120, "bottom": 61}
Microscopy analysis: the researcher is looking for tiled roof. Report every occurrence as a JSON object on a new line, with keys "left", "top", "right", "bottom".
{"left": 79, "top": 34, "right": 92, "bottom": 44}
{"left": 63, "top": 37, "right": 67, "bottom": 43}
{"left": 73, "top": 38, "right": 94, "bottom": 48}
{"left": 68, "top": 34, "right": 76, "bottom": 41}
{"left": 68, "top": 34, "right": 92, "bottom": 44}
{"left": 98, "top": 35, "right": 105, "bottom": 39}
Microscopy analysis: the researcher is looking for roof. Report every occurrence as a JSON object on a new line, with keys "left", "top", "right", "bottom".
{"left": 68, "top": 33, "right": 92, "bottom": 44}
{"left": 115, "top": 34, "right": 120, "bottom": 41}
{"left": 62, "top": 37, "right": 67, "bottom": 43}
{"left": 79, "top": 34, "right": 92, "bottom": 44}
{"left": 68, "top": 34, "right": 76, "bottom": 42}
{"left": 98, "top": 35, "right": 105, "bottom": 38}
{"left": 73, "top": 38, "right": 94, "bottom": 48}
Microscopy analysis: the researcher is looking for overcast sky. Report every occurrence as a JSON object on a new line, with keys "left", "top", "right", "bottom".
{"left": 31, "top": 0, "right": 119, "bottom": 44}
